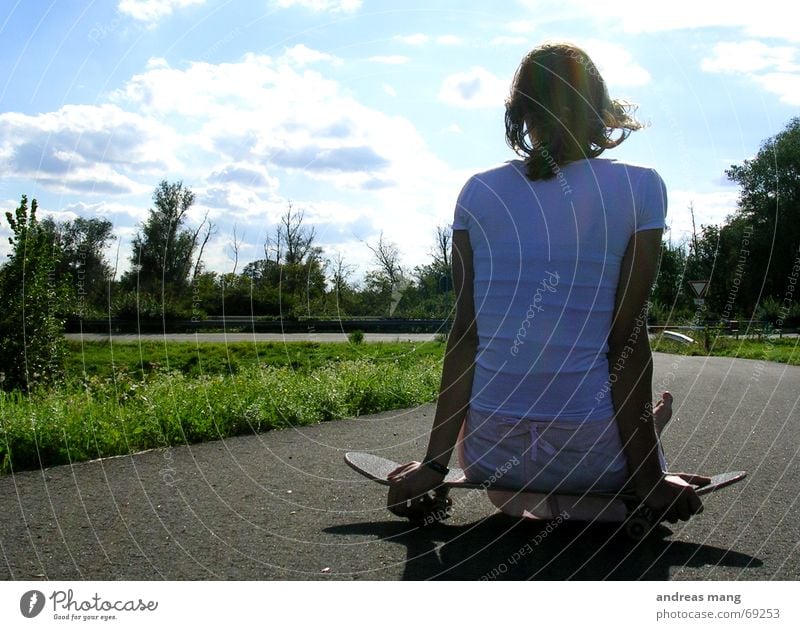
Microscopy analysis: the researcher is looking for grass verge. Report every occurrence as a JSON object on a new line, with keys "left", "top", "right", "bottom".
{"left": 652, "top": 334, "right": 799, "bottom": 365}
{"left": 1, "top": 344, "right": 443, "bottom": 474}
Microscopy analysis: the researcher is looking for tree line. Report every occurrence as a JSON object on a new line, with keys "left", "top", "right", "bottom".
{"left": 1, "top": 118, "right": 799, "bottom": 391}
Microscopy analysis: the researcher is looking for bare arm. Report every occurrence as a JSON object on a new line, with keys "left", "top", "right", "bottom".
{"left": 423, "top": 229, "right": 477, "bottom": 467}
{"left": 610, "top": 229, "right": 702, "bottom": 521}
{"left": 387, "top": 230, "right": 477, "bottom": 514}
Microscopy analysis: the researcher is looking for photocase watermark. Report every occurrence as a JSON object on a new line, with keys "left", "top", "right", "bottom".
{"left": 719, "top": 225, "right": 753, "bottom": 322}
{"left": 479, "top": 510, "right": 570, "bottom": 580}
{"left": 531, "top": 142, "right": 573, "bottom": 195}
{"left": 750, "top": 244, "right": 800, "bottom": 383}
{"left": 511, "top": 270, "right": 560, "bottom": 356}
{"left": 88, "top": 18, "right": 122, "bottom": 45}
{"left": 190, "top": 276, "right": 202, "bottom": 322}
{"left": 200, "top": 27, "right": 244, "bottom": 61}
{"left": 389, "top": 276, "right": 411, "bottom": 316}
{"left": 20, "top": 588, "right": 158, "bottom": 621}
{"left": 595, "top": 299, "right": 650, "bottom": 403}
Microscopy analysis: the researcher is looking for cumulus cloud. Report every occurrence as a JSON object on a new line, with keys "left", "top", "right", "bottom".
{"left": 4, "top": 45, "right": 461, "bottom": 274}
{"left": 207, "top": 163, "right": 279, "bottom": 190}
{"left": 702, "top": 41, "right": 800, "bottom": 105}
{"left": 0, "top": 104, "right": 177, "bottom": 195}
{"left": 271, "top": 145, "right": 390, "bottom": 173}
{"left": 118, "top": 0, "right": 204, "bottom": 23}
{"left": 438, "top": 67, "right": 508, "bottom": 108}
{"left": 702, "top": 41, "right": 798, "bottom": 74}
{"left": 115, "top": 51, "right": 439, "bottom": 190}
{"left": 582, "top": 40, "right": 651, "bottom": 87}
{"left": 666, "top": 189, "right": 740, "bottom": 241}
{"left": 279, "top": 44, "right": 341, "bottom": 67}
{"left": 394, "top": 33, "right": 429, "bottom": 45}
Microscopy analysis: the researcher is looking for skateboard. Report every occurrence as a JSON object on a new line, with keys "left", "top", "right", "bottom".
{"left": 344, "top": 451, "right": 746, "bottom": 540}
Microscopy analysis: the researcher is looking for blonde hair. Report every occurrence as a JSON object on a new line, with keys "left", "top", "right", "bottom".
{"left": 505, "top": 42, "right": 643, "bottom": 180}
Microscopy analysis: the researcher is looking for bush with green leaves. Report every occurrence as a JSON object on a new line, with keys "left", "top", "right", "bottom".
{"left": 0, "top": 196, "right": 68, "bottom": 391}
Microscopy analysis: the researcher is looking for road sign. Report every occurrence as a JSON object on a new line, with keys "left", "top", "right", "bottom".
{"left": 689, "top": 280, "right": 709, "bottom": 298}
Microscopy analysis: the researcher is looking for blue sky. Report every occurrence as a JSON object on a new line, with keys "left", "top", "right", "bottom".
{"left": 1, "top": 0, "right": 798, "bottom": 279}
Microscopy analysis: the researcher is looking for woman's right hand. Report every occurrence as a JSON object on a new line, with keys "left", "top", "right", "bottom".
{"left": 386, "top": 462, "right": 446, "bottom": 519}
{"left": 633, "top": 472, "right": 706, "bottom": 523}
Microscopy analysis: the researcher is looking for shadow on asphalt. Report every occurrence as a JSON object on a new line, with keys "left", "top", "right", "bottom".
{"left": 325, "top": 515, "right": 762, "bottom": 580}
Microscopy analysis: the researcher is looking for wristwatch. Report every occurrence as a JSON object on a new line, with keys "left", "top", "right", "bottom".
{"left": 422, "top": 459, "right": 449, "bottom": 475}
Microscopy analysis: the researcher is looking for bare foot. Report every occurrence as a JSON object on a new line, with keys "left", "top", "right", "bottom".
{"left": 653, "top": 391, "right": 673, "bottom": 436}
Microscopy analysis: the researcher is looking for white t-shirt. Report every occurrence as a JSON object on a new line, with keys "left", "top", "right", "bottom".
{"left": 452, "top": 158, "right": 667, "bottom": 423}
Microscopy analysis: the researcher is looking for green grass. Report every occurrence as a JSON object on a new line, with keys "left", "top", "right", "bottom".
{"left": 0, "top": 354, "right": 443, "bottom": 474}
{"left": 64, "top": 339, "right": 445, "bottom": 381}
{"left": 652, "top": 334, "right": 799, "bottom": 365}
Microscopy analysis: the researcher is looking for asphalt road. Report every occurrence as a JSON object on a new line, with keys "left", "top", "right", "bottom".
{"left": 1, "top": 353, "right": 798, "bottom": 580}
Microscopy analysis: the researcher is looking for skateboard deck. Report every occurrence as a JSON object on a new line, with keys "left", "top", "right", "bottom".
{"left": 344, "top": 451, "right": 746, "bottom": 539}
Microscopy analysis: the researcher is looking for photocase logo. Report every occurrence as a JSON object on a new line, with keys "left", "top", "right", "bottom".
{"left": 20, "top": 590, "right": 45, "bottom": 618}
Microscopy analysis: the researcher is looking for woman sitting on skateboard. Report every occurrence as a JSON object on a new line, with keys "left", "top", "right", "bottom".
{"left": 388, "top": 41, "right": 708, "bottom": 524}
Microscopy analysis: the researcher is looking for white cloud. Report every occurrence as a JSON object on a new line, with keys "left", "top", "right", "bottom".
{"left": 118, "top": 0, "right": 204, "bottom": 23}
{"left": 279, "top": 44, "right": 341, "bottom": 67}
{"left": 702, "top": 41, "right": 798, "bottom": 74}
{"left": 59, "top": 200, "right": 149, "bottom": 222}
{"left": 394, "top": 33, "right": 429, "bottom": 45}
{"left": 582, "top": 39, "right": 651, "bottom": 87}
{"left": 4, "top": 46, "right": 467, "bottom": 275}
{"left": 0, "top": 104, "right": 179, "bottom": 195}
{"left": 437, "top": 35, "right": 462, "bottom": 46}
{"left": 702, "top": 41, "right": 800, "bottom": 105}
{"left": 368, "top": 55, "right": 409, "bottom": 65}
{"left": 753, "top": 72, "right": 800, "bottom": 106}
{"left": 383, "top": 84, "right": 397, "bottom": 97}
{"left": 519, "top": 0, "right": 800, "bottom": 42}
{"left": 112, "top": 51, "right": 461, "bottom": 270}
{"left": 275, "top": 0, "right": 362, "bottom": 12}
{"left": 438, "top": 67, "right": 508, "bottom": 109}
{"left": 666, "top": 189, "right": 740, "bottom": 243}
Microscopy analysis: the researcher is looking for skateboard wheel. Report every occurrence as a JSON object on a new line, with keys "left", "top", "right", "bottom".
{"left": 625, "top": 516, "right": 650, "bottom": 540}
{"left": 413, "top": 490, "right": 452, "bottom": 526}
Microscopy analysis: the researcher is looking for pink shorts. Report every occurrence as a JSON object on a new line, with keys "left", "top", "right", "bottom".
{"left": 456, "top": 407, "right": 666, "bottom": 520}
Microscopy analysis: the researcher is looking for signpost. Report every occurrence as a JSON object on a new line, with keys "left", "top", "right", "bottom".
{"left": 689, "top": 280, "right": 709, "bottom": 307}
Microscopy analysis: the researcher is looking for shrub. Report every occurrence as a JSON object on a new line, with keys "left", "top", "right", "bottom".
{"left": 0, "top": 196, "right": 68, "bottom": 391}
{"left": 348, "top": 329, "right": 365, "bottom": 344}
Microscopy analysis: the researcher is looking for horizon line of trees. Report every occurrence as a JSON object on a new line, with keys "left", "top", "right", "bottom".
{"left": 1, "top": 118, "right": 799, "bottom": 391}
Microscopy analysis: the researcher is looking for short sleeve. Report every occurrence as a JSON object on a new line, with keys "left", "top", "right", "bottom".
{"left": 451, "top": 177, "right": 475, "bottom": 231}
{"left": 635, "top": 168, "right": 668, "bottom": 232}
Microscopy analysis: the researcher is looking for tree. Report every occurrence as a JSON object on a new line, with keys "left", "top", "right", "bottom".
{"left": 123, "top": 180, "right": 211, "bottom": 297}
{"left": 41, "top": 216, "right": 116, "bottom": 318}
{"left": 726, "top": 117, "right": 800, "bottom": 314}
{"left": 0, "top": 195, "right": 68, "bottom": 391}
{"left": 257, "top": 203, "right": 326, "bottom": 317}
{"left": 364, "top": 232, "right": 408, "bottom": 316}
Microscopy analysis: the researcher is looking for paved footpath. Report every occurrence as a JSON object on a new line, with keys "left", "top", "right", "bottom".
{"left": 1, "top": 354, "right": 798, "bottom": 580}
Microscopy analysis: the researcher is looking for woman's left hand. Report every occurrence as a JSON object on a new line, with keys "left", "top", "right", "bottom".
{"left": 386, "top": 462, "right": 446, "bottom": 518}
